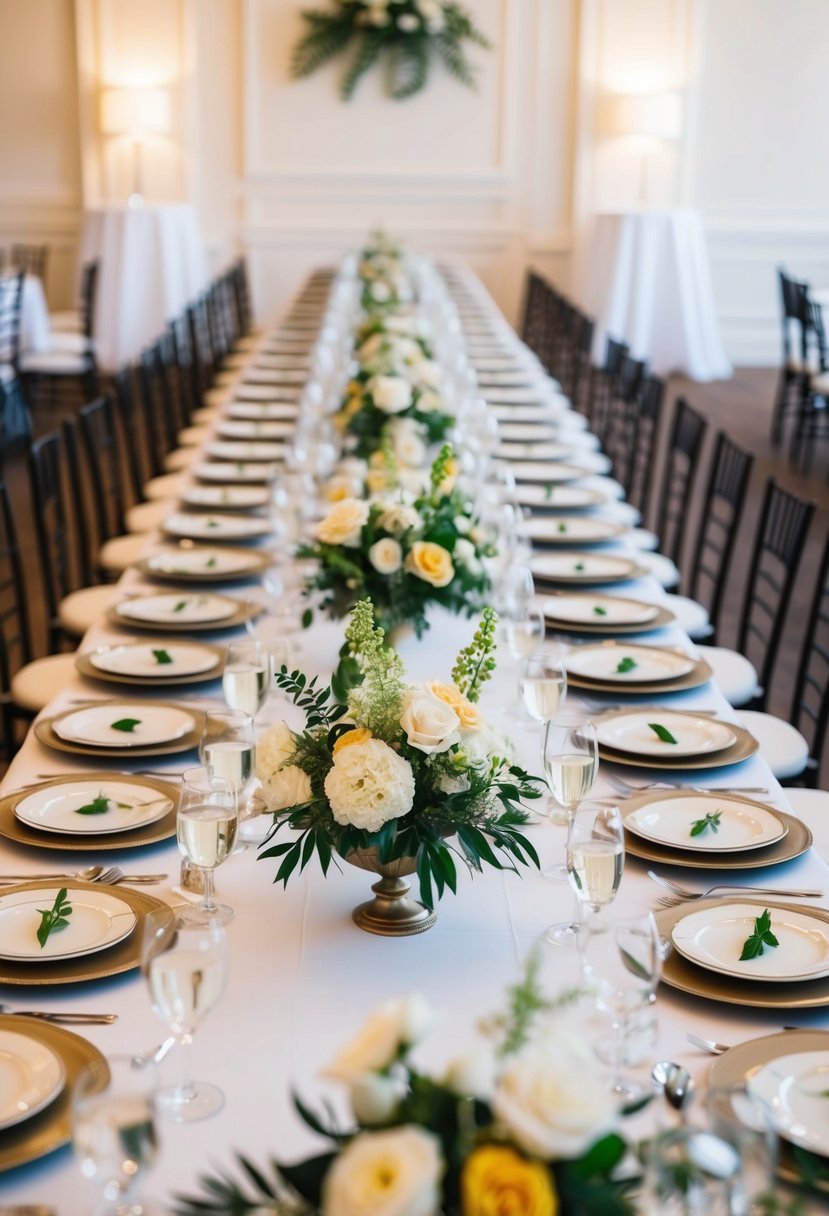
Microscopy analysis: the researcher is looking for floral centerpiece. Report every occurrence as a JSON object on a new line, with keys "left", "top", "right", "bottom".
{"left": 255, "top": 599, "right": 541, "bottom": 932}
{"left": 174, "top": 960, "right": 634, "bottom": 1215}
{"left": 356, "top": 232, "right": 416, "bottom": 312}
{"left": 290, "top": 1, "right": 491, "bottom": 101}
{"left": 301, "top": 446, "right": 491, "bottom": 639}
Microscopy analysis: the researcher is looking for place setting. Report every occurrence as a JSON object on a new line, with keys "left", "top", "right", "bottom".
{"left": 136, "top": 545, "right": 273, "bottom": 584}
{"left": 563, "top": 640, "right": 712, "bottom": 693}
{"left": 225, "top": 401, "right": 299, "bottom": 421}
{"left": 107, "top": 591, "right": 258, "bottom": 631}
{"left": 513, "top": 483, "right": 610, "bottom": 511}
{"left": 160, "top": 511, "right": 273, "bottom": 543}
{"left": 34, "top": 700, "right": 204, "bottom": 758}
{"left": 538, "top": 591, "right": 675, "bottom": 634}
{"left": 231, "top": 383, "right": 302, "bottom": 402}
{"left": 592, "top": 706, "right": 759, "bottom": 769}
{"left": 203, "top": 439, "right": 286, "bottom": 463}
{"left": 496, "top": 440, "right": 578, "bottom": 462}
{"left": 75, "top": 639, "right": 226, "bottom": 687}
{"left": 530, "top": 550, "right": 650, "bottom": 586}
{"left": 192, "top": 460, "right": 280, "bottom": 484}
{"left": 502, "top": 462, "right": 595, "bottom": 488}
{"left": 178, "top": 483, "right": 272, "bottom": 511}
{"left": 214, "top": 419, "right": 295, "bottom": 440}
{"left": 521, "top": 513, "right": 630, "bottom": 545}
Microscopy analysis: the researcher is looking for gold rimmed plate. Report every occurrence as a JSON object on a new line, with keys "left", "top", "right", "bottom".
{"left": 544, "top": 604, "right": 675, "bottom": 636}
{"left": 76, "top": 641, "right": 225, "bottom": 687}
{"left": 136, "top": 545, "right": 273, "bottom": 584}
{"left": 531, "top": 551, "right": 649, "bottom": 586}
{"left": 35, "top": 701, "right": 204, "bottom": 759}
{"left": 595, "top": 708, "right": 758, "bottom": 769}
{"left": 0, "top": 774, "right": 178, "bottom": 851}
{"left": 0, "top": 1015, "right": 107, "bottom": 1172}
{"left": 564, "top": 641, "right": 711, "bottom": 693}
{"left": 0, "top": 880, "right": 166, "bottom": 986}
{"left": 106, "top": 596, "right": 258, "bottom": 634}
{"left": 656, "top": 898, "right": 829, "bottom": 1009}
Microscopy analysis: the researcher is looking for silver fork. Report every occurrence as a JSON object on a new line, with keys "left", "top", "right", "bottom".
{"left": 686, "top": 1033, "right": 730, "bottom": 1055}
{"left": 608, "top": 775, "right": 769, "bottom": 796}
{"left": 648, "top": 870, "right": 822, "bottom": 903}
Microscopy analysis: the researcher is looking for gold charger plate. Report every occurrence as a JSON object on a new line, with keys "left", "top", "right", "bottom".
{"left": 35, "top": 701, "right": 204, "bottom": 759}
{"left": 623, "top": 791, "right": 810, "bottom": 870}
{"left": 106, "top": 596, "right": 258, "bottom": 633}
{"left": 566, "top": 644, "right": 712, "bottom": 694}
{"left": 76, "top": 641, "right": 226, "bottom": 688}
{"left": 656, "top": 898, "right": 829, "bottom": 1009}
{"left": 0, "top": 879, "right": 166, "bottom": 985}
{"left": 708, "top": 1029, "right": 829, "bottom": 1193}
{"left": 0, "top": 773, "right": 178, "bottom": 852}
{"left": 135, "top": 545, "right": 273, "bottom": 584}
{"left": 0, "top": 1014, "right": 107, "bottom": 1172}
{"left": 532, "top": 553, "right": 650, "bottom": 587}
{"left": 594, "top": 708, "right": 758, "bottom": 770}
{"left": 542, "top": 594, "right": 675, "bottom": 635}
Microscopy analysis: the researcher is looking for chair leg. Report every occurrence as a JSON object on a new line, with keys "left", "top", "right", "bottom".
{"left": 770, "top": 369, "right": 793, "bottom": 446}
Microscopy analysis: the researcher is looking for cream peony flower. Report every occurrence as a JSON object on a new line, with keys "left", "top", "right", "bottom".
{"left": 256, "top": 723, "right": 312, "bottom": 811}
{"left": 324, "top": 738, "right": 414, "bottom": 831}
{"left": 321, "top": 1126, "right": 442, "bottom": 1216}
{"left": 325, "top": 994, "right": 434, "bottom": 1082}
{"left": 316, "top": 497, "right": 370, "bottom": 547}
{"left": 369, "top": 537, "right": 403, "bottom": 575}
{"left": 369, "top": 375, "right": 413, "bottom": 415}
{"left": 426, "top": 681, "right": 482, "bottom": 730}
{"left": 404, "top": 541, "right": 455, "bottom": 588}
{"left": 400, "top": 686, "right": 461, "bottom": 754}
{"left": 492, "top": 1037, "right": 616, "bottom": 1159}
{"left": 377, "top": 502, "right": 422, "bottom": 536}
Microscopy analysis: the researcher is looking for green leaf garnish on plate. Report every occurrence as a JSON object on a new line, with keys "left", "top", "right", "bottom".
{"left": 690, "top": 809, "right": 722, "bottom": 838}
{"left": 558, "top": 522, "right": 568, "bottom": 534}
{"left": 75, "top": 790, "right": 130, "bottom": 816}
{"left": 206, "top": 519, "right": 219, "bottom": 529}
{"left": 544, "top": 484, "right": 555, "bottom": 501}
{"left": 205, "top": 557, "right": 218, "bottom": 569}
{"left": 152, "top": 648, "right": 173, "bottom": 665}
{"left": 616, "top": 657, "right": 637, "bottom": 673}
{"left": 173, "top": 600, "right": 189, "bottom": 613}
{"left": 574, "top": 561, "right": 585, "bottom": 572}
{"left": 36, "top": 888, "right": 72, "bottom": 948}
{"left": 593, "top": 605, "right": 607, "bottom": 616}
{"left": 739, "top": 909, "right": 779, "bottom": 961}
{"left": 648, "top": 722, "right": 678, "bottom": 744}
{"left": 111, "top": 718, "right": 141, "bottom": 733}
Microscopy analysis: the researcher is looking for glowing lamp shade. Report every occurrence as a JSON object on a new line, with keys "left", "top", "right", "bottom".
{"left": 606, "top": 91, "right": 683, "bottom": 142}
{"left": 99, "top": 87, "right": 171, "bottom": 138}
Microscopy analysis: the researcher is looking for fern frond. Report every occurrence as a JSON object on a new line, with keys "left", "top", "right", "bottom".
{"left": 341, "top": 30, "right": 386, "bottom": 100}
{"left": 388, "top": 34, "right": 430, "bottom": 100}
{"left": 291, "top": 14, "right": 354, "bottom": 79}
{"left": 433, "top": 32, "right": 477, "bottom": 89}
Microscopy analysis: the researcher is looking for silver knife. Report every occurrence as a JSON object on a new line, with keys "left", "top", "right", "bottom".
{"left": 2, "top": 1010, "right": 117, "bottom": 1024}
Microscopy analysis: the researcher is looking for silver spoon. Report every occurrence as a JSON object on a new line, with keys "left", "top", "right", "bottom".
{"left": 652, "top": 1060, "right": 695, "bottom": 1117}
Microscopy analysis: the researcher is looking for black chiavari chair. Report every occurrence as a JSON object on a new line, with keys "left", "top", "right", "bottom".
{"left": 626, "top": 376, "right": 664, "bottom": 522}
{"left": 770, "top": 269, "right": 812, "bottom": 447}
{"left": 652, "top": 397, "right": 708, "bottom": 565}
{"left": 788, "top": 531, "right": 829, "bottom": 785}
{"left": 587, "top": 336, "right": 627, "bottom": 444}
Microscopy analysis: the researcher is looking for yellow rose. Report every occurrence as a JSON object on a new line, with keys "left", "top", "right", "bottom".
{"left": 333, "top": 726, "right": 373, "bottom": 755}
{"left": 461, "top": 1146, "right": 557, "bottom": 1216}
{"left": 404, "top": 541, "right": 454, "bottom": 588}
{"left": 426, "top": 681, "right": 482, "bottom": 730}
{"left": 316, "top": 498, "right": 370, "bottom": 547}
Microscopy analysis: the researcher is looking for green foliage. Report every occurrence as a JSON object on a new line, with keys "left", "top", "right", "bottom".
{"left": 451, "top": 607, "right": 498, "bottom": 702}
{"left": 341, "top": 29, "right": 385, "bottom": 100}
{"left": 36, "top": 888, "right": 72, "bottom": 948}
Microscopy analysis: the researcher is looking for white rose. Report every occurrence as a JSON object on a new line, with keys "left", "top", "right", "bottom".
{"left": 397, "top": 12, "right": 421, "bottom": 31}
{"left": 350, "top": 1072, "right": 407, "bottom": 1124}
{"left": 416, "top": 388, "right": 443, "bottom": 414}
{"left": 325, "top": 995, "right": 435, "bottom": 1081}
{"left": 370, "top": 375, "right": 413, "bottom": 415}
{"left": 453, "top": 538, "right": 476, "bottom": 567}
{"left": 370, "top": 281, "right": 392, "bottom": 302}
{"left": 399, "top": 468, "right": 430, "bottom": 497}
{"left": 324, "top": 738, "right": 415, "bottom": 831}
{"left": 337, "top": 456, "right": 368, "bottom": 480}
{"left": 443, "top": 1046, "right": 497, "bottom": 1100}
{"left": 400, "top": 687, "right": 461, "bottom": 755}
{"left": 492, "top": 1038, "right": 616, "bottom": 1159}
{"left": 377, "top": 502, "right": 422, "bottom": 536}
{"left": 413, "top": 359, "right": 440, "bottom": 389}
{"left": 393, "top": 429, "right": 426, "bottom": 468}
{"left": 256, "top": 721, "right": 296, "bottom": 771}
{"left": 453, "top": 514, "right": 471, "bottom": 534}
{"left": 321, "top": 1126, "right": 443, "bottom": 1216}
{"left": 369, "top": 537, "right": 403, "bottom": 574}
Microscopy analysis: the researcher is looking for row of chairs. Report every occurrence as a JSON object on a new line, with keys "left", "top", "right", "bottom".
{"left": 519, "top": 268, "right": 829, "bottom": 788}
{"left": 0, "top": 260, "right": 261, "bottom": 757}
{"left": 772, "top": 266, "right": 829, "bottom": 469}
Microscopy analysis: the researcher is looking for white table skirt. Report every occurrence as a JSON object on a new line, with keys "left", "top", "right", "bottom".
{"left": 1, "top": 272, "right": 826, "bottom": 1213}
{"left": 577, "top": 209, "right": 733, "bottom": 382}
{"left": 0, "top": 273, "right": 50, "bottom": 356}
{"left": 78, "top": 204, "right": 208, "bottom": 370}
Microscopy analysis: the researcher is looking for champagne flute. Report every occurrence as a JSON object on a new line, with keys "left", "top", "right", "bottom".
{"left": 566, "top": 803, "right": 625, "bottom": 919}
{"left": 542, "top": 715, "right": 598, "bottom": 910}
{"left": 73, "top": 1055, "right": 158, "bottom": 1216}
{"left": 142, "top": 908, "right": 228, "bottom": 1123}
{"left": 222, "top": 638, "right": 270, "bottom": 719}
{"left": 503, "top": 607, "right": 546, "bottom": 721}
{"left": 177, "top": 766, "right": 238, "bottom": 926}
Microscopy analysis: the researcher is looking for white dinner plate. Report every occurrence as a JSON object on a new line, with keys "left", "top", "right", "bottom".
{"left": 487, "top": 388, "right": 559, "bottom": 406}
{"left": 671, "top": 903, "right": 829, "bottom": 981}
{"left": 233, "top": 384, "right": 300, "bottom": 402}
{"left": 472, "top": 356, "right": 530, "bottom": 371}
{"left": 205, "top": 441, "right": 285, "bottom": 462}
{"left": 515, "top": 484, "right": 608, "bottom": 510}
{"left": 596, "top": 711, "right": 737, "bottom": 757}
{"left": 498, "top": 422, "right": 561, "bottom": 442}
{"left": 540, "top": 594, "right": 659, "bottom": 626}
{"left": 89, "top": 642, "right": 220, "bottom": 678}
{"left": 193, "top": 462, "right": 278, "bottom": 484}
{"left": 179, "top": 485, "right": 270, "bottom": 510}
{"left": 521, "top": 515, "right": 627, "bottom": 542}
{"left": 215, "top": 420, "right": 294, "bottom": 440}
{"left": 565, "top": 643, "right": 695, "bottom": 683}
{"left": 497, "top": 441, "right": 576, "bottom": 462}
{"left": 491, "top": 404, "right": 566, "bottom": 423}
{"left": 749, "top": 1052, "right": 829, "bottom": 1154}
{"left": 0, "top": 1031, "right": 65, "bottom": 1131}
{"left": 510, "top": 462, "right": 591, "bottom": 485}
{"left": 226, "top": 403, "right": 298, "bottom": 421}
{"left": 253, "top": 354, "right": 310, "bottom": 369}
{"left": 14, "top": 779, "right": 173, "bottom": 835}
{"left": 624, "top": 794, "right": 786, "bottom": 852}
{"left": 163, "top": 513, "right": 272, "bottom": 541}
{"left": 52, "top": 704, "right": 195, "bottom": 749}
{"left": 145, "top": 548, "right": 264, "bottom": 576}
{"left": 530, "top": 552, "right": 643, "bottom": 582}
{"left": 116, "top": 593, "right": 238, "bottom": 624}
{"left": 242, "top": 368, "right": 306, "bottom": 385}
{"left": 0, "top": 887, "right": 137, "bottom": 961}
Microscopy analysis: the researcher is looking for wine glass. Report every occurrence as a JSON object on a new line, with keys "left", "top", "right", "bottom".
{"left": 566, "top": 802, "right": 625, "bottom": 921}
{"left": 520, "top": 644, "right": 568, "bottom": 743}
{"left": 142, "top": 908, "right": 228, "bottom": 1123}
{"left": 222, "top": 638, "right": 270, "bottom": 719}
{"left": 74, "top": 1055, "right": 158, "bottom": 1216}
{"left": 542, "top": 715, "right": 598, "bottom": 903}
{"left": 177, "top": 765, "right": 238, "bottom": 926}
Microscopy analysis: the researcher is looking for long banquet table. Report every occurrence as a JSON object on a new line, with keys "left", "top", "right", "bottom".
{"left": 1, "top": 263, "right": 828, "bottom": 1212}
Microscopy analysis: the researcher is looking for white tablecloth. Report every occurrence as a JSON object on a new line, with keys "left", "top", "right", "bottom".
{"left": 576, "top": 209, "right": 732, "bottom": 382}
{"left": 1, "top": 273, "right": 50, "bottom": 355}
{"left": 78, "top": 204, "right": 208, "bottom": 370}
{"left": 1, "top": 270, "right": 826, "bottom": 1212}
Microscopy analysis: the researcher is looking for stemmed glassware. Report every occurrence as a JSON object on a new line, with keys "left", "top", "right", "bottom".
{"left": 566, "top": 803, "right": 625, "bottom": 921}
{"left": 177, "top": 765, "right": 238, "bottom": 926}
{"left": 222, "top": 639, "right": 270, "bottom": 720}
{"left": 541, "top": 715, "right": 599, "bottom": 901}
{"left": 73, "top": 1055, "right": 158, "bottom": 1216}
{"left": 142, "top": 908, "right": 228, "bottom": 1123}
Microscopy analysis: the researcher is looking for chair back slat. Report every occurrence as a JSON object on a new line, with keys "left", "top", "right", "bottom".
{"left": 654, "top": 397, "right": 708, "bottom": 565}
{"left": 28, "top": 431, "right": 76, "bottom": 650}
